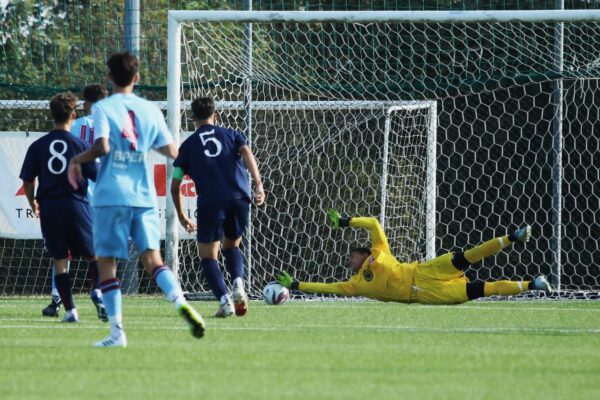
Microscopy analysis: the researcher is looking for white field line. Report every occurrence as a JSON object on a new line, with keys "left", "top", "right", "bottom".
{"left": 0, "top": 320, "right": 599, "bottom": 335}
{"left": 2, "top": 300, "right": 600, "bottom": 313}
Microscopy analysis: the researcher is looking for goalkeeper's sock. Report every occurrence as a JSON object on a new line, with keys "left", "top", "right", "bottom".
{"left": 99, "top": 278, "right": 124, "bottom": 338}
{"left": 222, "top": 247, "right": 244, "bottom": 283}
{"left": 464, "top": 235, "right": 511, "bottom": 264}
{"left": 54, "top": 272, "right": 75, "bottom": 311}
{"left": 484, "top": 281, "right": 529, "bottom": 296}
{"left": 152, "top": 265, "right": 185, "bottom": 307}
{"left": 201, "top": 258, "right": 228, "bottom": 300}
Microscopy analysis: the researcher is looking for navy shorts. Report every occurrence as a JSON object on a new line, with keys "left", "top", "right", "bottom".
{"left": 39, "top": 197, "right": 94, "bottom": 259}
{"left": 196, "top": 199, "right": 250, "bottom": 243}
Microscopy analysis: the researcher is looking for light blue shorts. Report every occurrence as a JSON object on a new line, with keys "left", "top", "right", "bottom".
{"left": 93, "top": 206, "right": 160, "bottom": 259}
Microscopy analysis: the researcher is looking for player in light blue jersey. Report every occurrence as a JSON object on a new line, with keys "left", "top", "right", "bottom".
{"left": 68, "top": 52, "right": 205, "bottom": 348}
{"left": 43, "top": 84, "right": 109, "bottom": 318}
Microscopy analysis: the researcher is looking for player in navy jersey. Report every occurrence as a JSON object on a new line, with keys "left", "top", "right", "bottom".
{"left": 68, "top": 52, "right": 205, "bottom": 347}
{"left": 43, "top": 84, "right": 109, "bottom": 318}
{"left": 20, "top": 92, "right": 104, "bottom": 323}
{"left": 171, "top": 97, "right": 265, "bottom": 318}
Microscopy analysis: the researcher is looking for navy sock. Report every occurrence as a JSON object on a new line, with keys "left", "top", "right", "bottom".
{"left": 222, "top": 248, "right": 244, "bottom": 283}
{"left": 201, "top": 258, "right": 228, "bottom": 300}
{"left": 54, "top": 273, "right": 75, "bottom": 311}
{"left": 88, "top": 261, "right": 99, "bottom": 289}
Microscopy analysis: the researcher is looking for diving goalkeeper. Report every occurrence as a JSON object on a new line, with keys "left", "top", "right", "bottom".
{"left": 277, "top": 209, "right": 553, "bottom": 304}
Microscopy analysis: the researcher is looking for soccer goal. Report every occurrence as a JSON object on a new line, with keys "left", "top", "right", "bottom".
{"left": 166, "top": 10, "right": 600, "bottom": 299}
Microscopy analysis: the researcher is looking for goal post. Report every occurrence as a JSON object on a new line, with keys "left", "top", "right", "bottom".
{"left": 166, "top": 9, "right": 600, "bottom": 298}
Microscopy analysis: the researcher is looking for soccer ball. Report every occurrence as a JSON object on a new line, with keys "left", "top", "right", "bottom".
{"left": 263, "top": 282, "right": 289, "bottom": 305}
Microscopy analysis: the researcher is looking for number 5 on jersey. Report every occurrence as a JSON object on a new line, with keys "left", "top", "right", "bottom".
{"left": 199, "top": 129, "right": 222, "bottom": 157}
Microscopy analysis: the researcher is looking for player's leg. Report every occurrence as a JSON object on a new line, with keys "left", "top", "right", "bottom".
{"left": 92, "top": 206, "right": 130, "bottom": 347}
{"left": 222, "top": 199, "right": 250, "bottom": 316}
{"left": 87, "top": 258, "right": 107, "bottom": 322}
{"left": 39, "top": 200, "right": 76, "bottom": 321}
{"left": 196, "top": 203, "right": 233, "bottom": 318}
{"left": 69, "top": 199, "right": 107, "bottom": 322}
{"left": 53, "top": 258, "right": 78, "bottom": 322}
{"left": 95, "top": 257, "right": 126, "bottom": 347}
{"left": 198, "top": 241, "right": 234, "bottom": 318}
{"left": 42, "top": 263, "right": 62, "bottom": 317}
{"left": 466, "top": 275, "right": 553, "bottom": 300}
{"left": 133, "top": 207, "right": 205, "bottom": 338}
{"left": 452, "top": 225, "right": 531, "bottom": 269}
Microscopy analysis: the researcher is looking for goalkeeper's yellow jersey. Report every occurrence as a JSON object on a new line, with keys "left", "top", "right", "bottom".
{"left": 298, "top": 217, "right": 417, "bottom": 303}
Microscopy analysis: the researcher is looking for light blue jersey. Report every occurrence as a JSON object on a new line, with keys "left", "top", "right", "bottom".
{"left": 91, "top": 93, "right": 173, "bottom": 208}
{"left": 71, "top": 115, "right": 95, "bottom": 145}
{"left": 71, "top": 115, "right": 97, "bottom": 199}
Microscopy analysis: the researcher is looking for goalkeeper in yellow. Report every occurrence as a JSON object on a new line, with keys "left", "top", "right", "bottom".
{"left": 277, "top": 209, "right": 553, "bottom": 304}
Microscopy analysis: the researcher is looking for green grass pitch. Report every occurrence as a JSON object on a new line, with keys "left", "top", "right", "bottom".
{"left": 1, "top": 297, "right": 599, "bottom": 400}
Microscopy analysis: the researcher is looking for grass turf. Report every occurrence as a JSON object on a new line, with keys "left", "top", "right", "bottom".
{"left": 1, "top": 297, "right": 599, "bottom": 400}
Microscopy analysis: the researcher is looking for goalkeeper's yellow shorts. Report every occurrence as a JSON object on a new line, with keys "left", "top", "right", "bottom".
{"left": 411, "top": 253, "right": 470, "bottom": 305}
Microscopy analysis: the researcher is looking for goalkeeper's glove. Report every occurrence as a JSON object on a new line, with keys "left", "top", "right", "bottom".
{"left": 327, "top": 208, "right": 351, "bottom": 230}
{"left": 277, "top": 271, "right": 298, "bottom": 290}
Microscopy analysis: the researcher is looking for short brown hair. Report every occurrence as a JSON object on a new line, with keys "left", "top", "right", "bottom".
{"left": 107, "top": 52, "right": 138, "bottom": 87}
{"left": 50, "top": 92, "right": 78, "bottom": 124}
{"left": 191, "top": 97, "right": 216, "bottom": 120}
{"left": 82, "top": 84, "right": 108, "bottom": 103}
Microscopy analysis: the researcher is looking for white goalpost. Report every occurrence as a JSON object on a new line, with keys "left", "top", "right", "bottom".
{"left": 165, "top": 10, "right": 600, "bottom": 298}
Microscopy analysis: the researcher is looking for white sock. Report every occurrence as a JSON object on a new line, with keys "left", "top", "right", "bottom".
{"left": 220, "top": 294, "right": 231, "bottom": 304}
{"left": 233, "top": 277, "right": 244, "bottom": 289}
{"left": 108, "top": 315, "right": 124, "bottom": 338}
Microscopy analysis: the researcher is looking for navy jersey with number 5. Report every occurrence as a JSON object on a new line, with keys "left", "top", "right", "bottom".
{"left": 173, "top": 124, "right": 251, "bottom": 206}
{"left": 19, "top": 130, "right": 97, "bottom": 202}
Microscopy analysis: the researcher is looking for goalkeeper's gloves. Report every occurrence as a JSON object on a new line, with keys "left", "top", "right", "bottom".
{"left": 327, "top": 208, "right": 351, "bottom": 230}
{"left": 277, "top": 271, "right": 299, "bottom": 290}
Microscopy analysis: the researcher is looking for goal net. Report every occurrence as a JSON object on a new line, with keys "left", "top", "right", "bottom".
{"left": 168, "top": 10, "right": 600, "bottom": 298}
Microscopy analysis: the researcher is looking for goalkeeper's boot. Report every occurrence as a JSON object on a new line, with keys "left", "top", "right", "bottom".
{"left": 94, "top": 333, "right": 128, "bottom": 348}
{"left": 232, "top": 284, "right": 249, "bottom": 317}
{"left": 62, "top": 309, "right": 79, "bottom": 323}
{"left": 90, "top": 289, "right": 108, "bottom": 322}
{"left": 214, "top": 296, "right": 234, "bottom": 318}
{"left": 533, "top": 275, "right": 554, "bottom": 295}
{"left": 42, "top": 296, "right": 61, "bottom": 317}
{"left": 178, "top": 302, "right": 206, "bottom": 339}
{"left": 509, "top": 225, "right": 531, "bottom": 243}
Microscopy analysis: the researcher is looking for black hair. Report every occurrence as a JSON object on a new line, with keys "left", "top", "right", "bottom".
{"left": 82, "top": 84, "right": 108, "bottom": 103}
{"left": 191, "top": 97, "right": 216, "bottom": 121}
{"left": 107, "top": 52, "right": 138, "bottom": 87}
{"left": 350, "top": 247, "right": 372, "bottom": 256}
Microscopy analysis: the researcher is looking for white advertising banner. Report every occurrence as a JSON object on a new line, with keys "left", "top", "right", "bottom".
{"left": 0, "top": 131, "right": 197, "bottom": 239}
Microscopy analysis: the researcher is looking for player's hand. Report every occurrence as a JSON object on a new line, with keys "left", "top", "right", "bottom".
{"left": 277, "top": 271, "right": 293, "bottom": 289}
{"left": 254, "top": 184, "right": 265, "bottom": 206}
{"left": 178, "top": 215, "right": 196, "bottom": 233}
{"left": 328, "top": 208, "right": 341, "bottom": 229}
{"left": 31, "top": 200, "right": 40, "bottom": 218}
{"left": 68, "top": 160, "right": 83, "bottom": 190}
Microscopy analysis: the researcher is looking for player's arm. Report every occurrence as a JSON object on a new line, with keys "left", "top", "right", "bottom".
{"left": 19, "top": 145, "right": 39, "bottom": 217}
{"left": 239, "top": 144, "right": 265, "bottom": 206}
{"left": 170, "top": 166, "right": 196, "bottom": 233}
{"left": 68, "top": 139, "right": 109, "bottom": 189}
{"left": 155, "top": 143, "right": 178, "bottom": 159}
{"left": 21, "top": 181, "right": 39, "bottom": 218}
{"left": 277, "top": 271, "right": 357, "bottom": 296}
{"left": 328, "top": 209, "right": 391, "bottom": 253}
{"left": 153, "top": 109, "right": 178, "bottom": 159}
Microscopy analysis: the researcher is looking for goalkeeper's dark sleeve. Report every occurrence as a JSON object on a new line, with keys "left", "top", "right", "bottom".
{"left": 339, "top": 215, "right": 351, "bottom": 228}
